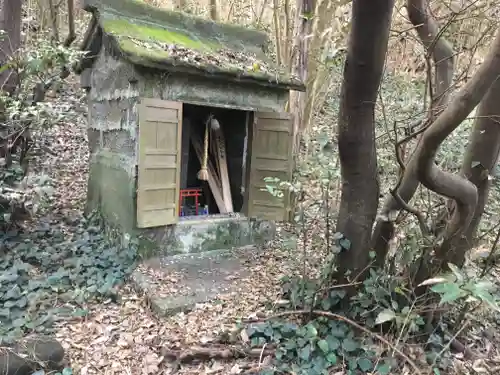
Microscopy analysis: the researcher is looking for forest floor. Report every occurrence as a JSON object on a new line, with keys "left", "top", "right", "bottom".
{"left": 21, "top": 80, "right": 314, "bottom": 375}
{"left": 4, "top": 78, "right": 500, "bottom": 375}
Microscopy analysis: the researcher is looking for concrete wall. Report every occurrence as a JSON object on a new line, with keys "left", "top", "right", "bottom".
{"left": 86, "top": 49, "right": 140, "bottom": 233}
{"left": 86, "top": 46, "right": 286, "bottom": 256}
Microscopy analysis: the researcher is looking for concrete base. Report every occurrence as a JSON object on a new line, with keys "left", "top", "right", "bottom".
{"left": 137, "top": 214, "right": 275, "bottom": 258}
{"left": 130, "top": 247, "right": 259, "bottom": 316}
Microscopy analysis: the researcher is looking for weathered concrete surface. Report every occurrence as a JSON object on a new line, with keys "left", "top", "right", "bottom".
{"left": 138, "top": 215, "right": 275, "bottom": 258}
{"left": 83, "top": 48, "right": 283, "bottom": 256}
{"left": 83, "top": 0, "right": 305, "bottom": 91}
{"left": 86, "top": 150, "right": 136, "bottom": 231}
{"left": 130, "top": 246, "right": 260, "bottom": 316}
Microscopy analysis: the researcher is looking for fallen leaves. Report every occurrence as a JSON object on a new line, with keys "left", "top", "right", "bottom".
{"left": 125, "top": 36, "right": 294, "bottom": 82}
{"left": 22, "top": 71, "right": 500, "bottom": 375}
{"left": 30, "top": 99, "right": 295, "bottom": 373}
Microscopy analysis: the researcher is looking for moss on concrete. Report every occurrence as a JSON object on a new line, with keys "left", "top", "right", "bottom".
{"left": 135, "top": 217, "right": 275, "bottom": 257}
{"left": 84, "top": 0, "right": 304, "bottom": 90}
{"left": 87, "top": 150, "right": 136, "bottom": 233}
{"left": 87, "top": 0, "right": 268, "bottom": 50}
{"left": 101, "top": 18, "right": 219, "bottom": 52}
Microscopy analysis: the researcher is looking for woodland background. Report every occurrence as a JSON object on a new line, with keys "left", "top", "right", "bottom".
{"left": 1, "top": 0, "right": 500, "bottom": 374}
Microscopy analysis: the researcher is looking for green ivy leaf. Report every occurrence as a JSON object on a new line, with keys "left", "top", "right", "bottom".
{"left": 298, "top": 344, "right": 312, "bottom": 361}
{"left": 342, "top": 338, "right": 359, "bottom": 352}
{"left": 5, "top": 285, "right": 22, "bottom": 300}
{"left": 376, "top": 362, "right": 391, "bottom": 375}
{"left": 328, "top": 322, "right": 346, "bottom": 338}
{"left": 326, "top": 352, "right": 337, "bottom": 364}
{"left": 432, "top": 283, "right": 466, "bottom": 304}
{"left": 4, "top": 300, "right": 15, "bottom": 309}
{"left": 305, "top": 323, "right": 318, "bottom": 338}
{"left": 358, "top": 358, "right": 373, "bottom": 372}
{"left": 375, "top": 308, "right": 396, "bottom": 325}
{"left": 0, "top": 308, "right": 10, "bottom": 317}
{"left": 321, "top": 298, "right": 332, "bottom": 310}
{"left": 15, "top": 296, "right": 28, "bottom": 308}
{"left": 283, "top": 339, "right": 297, "bottom": 350}
{"left": 326, "top": 335, "right": 340, "bottom": 350}
{"left": 339, "top": 238, "right": 351, "bottom": 250}
{"left": 348, "top": 358, "right": 358, "bottom": 370}
{"left": 12, "top": 318, "right": 25, "bottom": 328}
{"left": 317, "top": 339, "right": 329, "bottom": 353}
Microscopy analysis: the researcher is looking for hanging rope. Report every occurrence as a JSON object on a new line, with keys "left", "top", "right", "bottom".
{"left": 197, "top": 115, "right": 211, "bottom": 181}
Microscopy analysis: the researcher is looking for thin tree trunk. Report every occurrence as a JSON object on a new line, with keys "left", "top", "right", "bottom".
{"left": 438, "top": 76, "right": 500, "bottom": 266}
{"left": 415, "top": 27, "right": 500, "bottom": 277}
{"left": 255, "top": 0, "right": 269, "bottom": 26}
{"left": 48, "top": 0, "right": 60, "bottom": 42}
{"left": 283, "top": 0, "right": 291, "bottom": 66}
{"left": 272, "top": 0, "right": 282, "bottom": 65}
{"left": 303, "top": 0, "right": 339, "bottom": 132}
{"left": 0, "top": 0, "right": 22, "bottom": 94}
{"left": 289, "top": 0, "right": 315, "bottom": 148}
{"left": 209, "top": 0, "right": 219, "bottom": 21}
{"left": 335, "top": 0, "right": 394, "bottom": 284}
{"left": 371, "top": 0, "right": 455, "bottom": 267}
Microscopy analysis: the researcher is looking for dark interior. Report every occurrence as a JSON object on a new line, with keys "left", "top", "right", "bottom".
{"left": 180, "top": 103, "right": 248, "bottom": 217}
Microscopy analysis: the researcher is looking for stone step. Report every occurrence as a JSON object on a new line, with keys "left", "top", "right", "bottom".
{"left": 130, "top": 246, "right": 261, "bottom": 316}
{"left": 138, "top": 216, "right": 275, "bottom": 257}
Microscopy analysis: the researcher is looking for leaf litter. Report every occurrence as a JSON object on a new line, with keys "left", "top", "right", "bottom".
{"left": 8, "top": 76, "right": 500, "bottom": 375}
{"left": 14, "top": 77, "right": 304, "bottom": 374}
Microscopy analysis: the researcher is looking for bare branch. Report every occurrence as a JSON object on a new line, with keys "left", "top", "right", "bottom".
{"left": 416, "top": 27, "right": 500, "bottom": 270}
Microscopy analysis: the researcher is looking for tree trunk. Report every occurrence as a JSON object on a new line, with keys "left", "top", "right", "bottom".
{"left": 38, "top": 0, "right": 50, "bottom": 29}
{"left": 302, "top": 0, "right": 339, "bottom": 133}
{"left": 289, "top": 0, "right": 315, "bottom": 148}
{"left": 48, "top": 0, "right": 60, "bottom": 42}
{"left": 0, "top": 0, "right": 22, "bottom": 94}
{"left": 282, "top": 0, "right": 291, "bottom": 66}
{"left": 437, "top": 76, "right": 500, "bottom": 266}
{"left": 371, "top": 0, "right": 455, "bottom": 267}
{"left": 209, "top": 0, "right": 219, "bottom": 21}
{"left": 272, "top": 0, "right": 282, "bottom": 65}
{"left": 335, "top": 0, "right": 394, "bottom": 284}
{"left": 416, "top": 27, "right": 500, "bottom": 274}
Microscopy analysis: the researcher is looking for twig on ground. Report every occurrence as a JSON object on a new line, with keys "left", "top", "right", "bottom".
{"left": 429, "top": 320, "right": 471, "bottom": 374}
{"left": 258, "top": 343, "right": 267, "bottom": 367}
{"left": 160, "top": 345, "right": 275, "bottom": 364}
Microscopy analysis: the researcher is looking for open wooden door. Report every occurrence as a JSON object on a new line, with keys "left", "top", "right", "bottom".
{"left": 247, "top": 111, "right": 294, "bottom": 221}
{"left": 136, "top": 98, "right": 182, "bottom": 228}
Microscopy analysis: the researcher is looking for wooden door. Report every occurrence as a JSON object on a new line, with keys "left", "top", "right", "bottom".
{"left": 247, "top": 111, "right": 293, "bottom": 221}
{"left": 136, "top": 98, "right": 182, "bottom": 228}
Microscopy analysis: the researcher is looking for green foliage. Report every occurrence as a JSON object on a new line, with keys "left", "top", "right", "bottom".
{"left": 0, "top": 168, "right": 54, "bottom": 227}
{"left": 0, "top": 215, "right": 138, "bottom": 342}
{"left": 245, "top": 318, "right": 394, "bottom": 375}
{"left": 243, "top": 265, "right": 404, "bottom": 374}
{"left": 0, "top": 38, "right": 84, "bottom": 229}
{"left": 260, "top": 71, "right": 500, "bottom": 373}
{"left": 350, "top": 268, "right": 426, "bottom": 333}
{"left": 424, "top": 263, "right": 500, "bottom": 310}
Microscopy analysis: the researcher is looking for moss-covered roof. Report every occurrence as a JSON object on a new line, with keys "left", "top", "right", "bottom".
{"left": 79, "top": 0, "right": 305, "bottom": 91}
